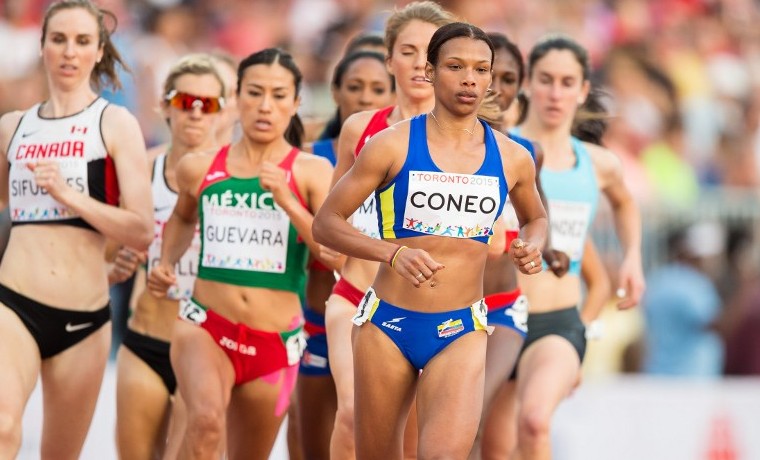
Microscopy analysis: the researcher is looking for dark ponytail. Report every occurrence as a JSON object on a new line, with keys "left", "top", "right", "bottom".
{"left": 572, "top": 87, "right": 610, "bottom": 145}
{"left": 318, "top": 110, "right": 342, "bottom": 141}
{"left": 285, "top": 114, "right": 305, "bottom": 149}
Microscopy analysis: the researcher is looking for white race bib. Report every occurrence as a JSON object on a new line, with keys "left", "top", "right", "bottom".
{"left": 285, "top": 330, "right": 307, "bottom": 365}
{"left": 548, "top": 200, "right": 592, "bottom": 261}
{"left": 352, "top": 288, "right": 379, "bottom": 326}
{"left": 403, "top": 171, "right": 500, "bottom": 239}
{"left": 350, "top": 194, "right": 380, "bottom": 239}
{"left": 201, "top": 195, "right": 290, "bottom": 273}
{"left": 9, "top": 157, "right": 88, "bottom": 221}
{"left": 148, "top": 221, "right": 200, "bottom": 300}
{"left": 179, "top": 299, "right": 207, "bottom": 324}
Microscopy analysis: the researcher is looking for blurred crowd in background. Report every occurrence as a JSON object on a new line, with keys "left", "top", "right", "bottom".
{"left": 2, "top": 0, "right": 759, "bottom": 379}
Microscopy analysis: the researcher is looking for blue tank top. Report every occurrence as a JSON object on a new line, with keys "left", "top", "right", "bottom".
{"left": 508, "top": 132, "right": 536, "bottom": 163}
{"left": 511, "top": 129, "right": 599, "bottom": 276}
{"left": 311, "top": 139, "right": 336, "bottom": 166}
{"left": 375, "top": 114, "right": 507, "bottom": 244}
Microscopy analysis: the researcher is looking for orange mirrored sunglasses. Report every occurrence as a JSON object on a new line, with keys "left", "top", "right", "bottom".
{"left": 165, "top": 90, "right": 225, "bottom": 114}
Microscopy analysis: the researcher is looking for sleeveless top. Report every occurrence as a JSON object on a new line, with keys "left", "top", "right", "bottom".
{"left": 7, "top": 97, "right": 118, "bottom": 231}
{"left": 508, "top": 132, "right": 536, "bottom": 162}
{"left": 376, "top": 114, "right": 507, "bottom": 244}
{"left": 147, "top": 153, "right": 200, "bottom": 300}
{"left": 500, "top": 132, "right": 537, "bottom": 243}
{"left": 311, "top": 139, "right": 336, "bottom": 166}
{"left": 196, "top": 145, "right": 310, "bottom": 292}
{"left": 351, "top": 105, "right": 394, "bottom": 240}
{"left": 512, "top": 128, "right": 599, "bottom": 275}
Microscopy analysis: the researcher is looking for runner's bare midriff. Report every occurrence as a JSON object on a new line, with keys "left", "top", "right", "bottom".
{"left": 372, "top": 236, "right": 488, "bottom": 312}
{"left": 192, "top": 278, "right": 303, "bottom": 331}
{"left": 517, "top": 270, "right": 582, "bottom": 313}
{"left": 0, "top": 225, "right": 108, "bottom": 309}
{"left": 129, "top": 291, "right": 178, "bottom": 341}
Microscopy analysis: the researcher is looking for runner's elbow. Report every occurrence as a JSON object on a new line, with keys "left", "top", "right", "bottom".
{"left": 130, "top": 220, "right": 153, "bottom": 251}
{"left": 312, "top": 211, "right": 329, "bottom": 246}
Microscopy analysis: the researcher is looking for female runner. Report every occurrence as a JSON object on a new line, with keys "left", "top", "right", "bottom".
{"left": 510, "top": 34, "right": 644, "bottom": 459}
{"left": 115, "top": 53, "right": 225, "bottom": 460}
{"left": 314, "top": 22, "right": 547, "bottom": 459}
{"left": 325, "top": 3, "right": 454, "bottom": 458}
{"left": 298, "top": 48, "right": 394, "bottom": 459}
{"left": 148, "top": 48, "right": 333, "bottom": 459}
{"left": 0, "top": 0, "right": 152, "bottom": 457}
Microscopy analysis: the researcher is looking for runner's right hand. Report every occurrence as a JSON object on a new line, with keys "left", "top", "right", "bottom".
{"left": 147, "top": 263, "right": 176, "bottom": 298}
{"left": 391, "top": 246, "right": 445, "bottom": 288}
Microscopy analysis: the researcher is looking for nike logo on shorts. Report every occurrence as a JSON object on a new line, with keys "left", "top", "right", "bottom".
{"left": 65, "top": 321, "right": 93, "bottom": 332}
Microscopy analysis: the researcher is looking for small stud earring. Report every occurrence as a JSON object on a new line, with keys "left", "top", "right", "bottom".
{"left": 424, "top": 77, "right": 431, "bottom": 83}
{"left": 486, "top": 88, "right": 493, "bottom": 93}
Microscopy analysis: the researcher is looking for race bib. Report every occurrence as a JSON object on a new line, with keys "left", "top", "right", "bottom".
{"left": 351, "top": 194, "right": 380, "bottom": 239}
{"left": 404, "top": 171, "right": 500, "bottom": 239}
{"left": 548, "top": 200, "right": 592, "bottom": 261}
{"left": 201, "top": 192, "right": 290, "bottom": 273}
{"left": 353, "top": 288, "right": 379, "bottom": 326}
{"left": 179, "top": 299, "right": 207, "bottom": 325}
{"left": 9, "top": 157, "right": 88, "bottom": 221}
{"left": 148, "top": 221, "right": 200, "bottom": 300}
{"left": 285, "top": 329, "right": 307, "bottom": 366}
{"left": 471, "top": 299, "right": 494, "bottom": 335}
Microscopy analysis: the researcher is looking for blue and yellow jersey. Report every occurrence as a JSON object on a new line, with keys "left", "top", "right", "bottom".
{"left": 375, "top": 114, "right": 508, "bottom": 244}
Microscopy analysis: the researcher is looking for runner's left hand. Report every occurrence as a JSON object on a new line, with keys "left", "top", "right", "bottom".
{"left": 616, "top": 254, "right": 645, "bottom": 309}
{"left": 260, "top": 161, "right": 292, "bottom": 206}
{"left": 108, "top": 247, "right": 146, "bottom": 284}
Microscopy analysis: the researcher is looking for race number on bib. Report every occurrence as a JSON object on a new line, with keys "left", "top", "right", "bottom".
{"left": 285, "top": 330, "right": 307, "bottom": 366}
{"left": 352, "top": 288, "right": 379, "bottom": 326}
{"left": 179, "top": 299, "right": 207, "bottom": 325}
